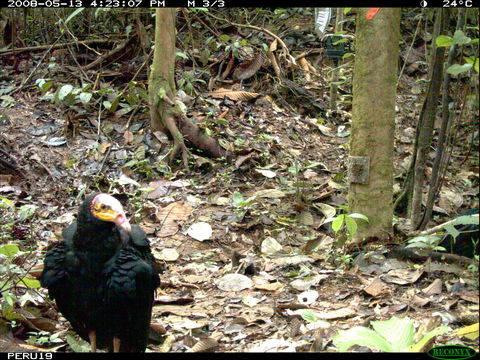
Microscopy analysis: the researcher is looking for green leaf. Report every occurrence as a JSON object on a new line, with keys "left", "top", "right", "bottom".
{"left": 435, "top": 35, "right": 453, "bottom": 47}
{"left": 409, "top": 326, "right": 451, "bottom": 352}
{"left": 35, "top": 79, "right": 53, "bottom": 93}
{"left": 109, "top": 94, "right": 121, "bottom": 113}
{"left": 0, "top": 197, "right": 14, "bottom": 209}
{"left": 370, "top": 317, "right": 415, "bottom": 351}
{"left": 453, "top": 214, "right": 479, "bottom": 226}
{"left": 79, "top": 92, "right": 92, "bottom": 105}
{"left": 66, "top": 334, "right": 91, "bottom": 353}
{"left": 176, "top": 52, "right": 188, "bottom": 59}
{"left": 64, "top": 8, "right": 84, "bottom": 25}
{"left": 444, "top": 223, "right": 460, "bottom": 240}
{"left": 232, "top": 191, "right": 244, "bottom": 206}
{"left": 452, "top": 30, "right": 471, "bottom": 46}
{"left": 446, "top": 63, "right": 473, "bottom": 75}
{"left": 58, "top": 84, "right": 73, "bottom": 101}
{"left": 343, "top": 8, "right": 352, "bottom": 14}
{"left": 219, "top": 34, "right": 230, "bottom": 42}
{"left": 344, "top": 215, "right": 358, "bottom": 238}
{"left": 348, "top": 213, "right": 369, "bottom": 223}
{"left": 103, "top": 100, "right": 112, "bottom": 110}
{"left": 297, "top": 309, "right": 318, "bottom": 323}
{"left": 332, "top": 215, "right": 345, "bottom": 232}
{"left": 18, "top": 204, "right": 37, "bottom": 222}
{"left": 0, "top": 244, "right": 20, "bottom": 259}
{"left": 333, "top": 326, "right": 394, "bottom": 352}
{"left": 406, "top": 242, "right": 429, "bottom": 249}
{"left": 18, "top": 277, "right": 41, "bottom": 289}
{"left": 464, "top": 57, "right": 479, "bottom": 73}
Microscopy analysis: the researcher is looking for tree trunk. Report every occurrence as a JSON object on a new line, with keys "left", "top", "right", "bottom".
{"left": 410, "top": 9, "right": 446, "bottom": 229}
{"left": 148, "top": 9, "right": 226, "bottom": 166}
{"left": 421, "top": 9, "right": 464, "bottom": 229}
{"left": 348, "top": 8, "right": 400, "bottom": 241}
{"left": 329, "top": 8, "right": 344, "bottom": 110}
{"left": 149, "top": 9, "right": 189, "bottom": 165}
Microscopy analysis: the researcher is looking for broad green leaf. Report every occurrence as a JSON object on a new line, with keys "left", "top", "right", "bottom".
{"left": 58, "top": 84, "right": 73, "bottom": 100}
{"left": 332, "top": 215, "right": 345, "bottom": 232}
{"left": 453, "top": 214, "right": 479, "bottom": 226}
{"left": 447, "top": 63, "right": 473, "bottom": 75}
{"left": 371, "top": 317, "right": 415, "bottom": 351}
{"left": 464, "top": 56, "right": 479, "bottom": 73}
{"left": 452, "top": 30, "right": 471, "bottom": 46}
{"left": 18, "top": 277, "right": 41, "bottom": 289}
{"left": 435, "top": 35, "right": 453, "bottom": 47}
{"left": 348, "top": 213, "right": 369, "bottom": 223}
{"left": 345, "top": 216, "right": 358, "bottom": 237}
{"left": 444, "top": 223, "right": 460, "bottom": 240}
{"left": 406, "top": 242, "right": 430, "bottom": 249}
{"left": 35, "top": 79, "right": 53, "bottom": 93}
{"left": 0, "top": 244, "right": 20, "bottom": 259}
{"left": 344, "top": 8, "right": 352, "bottom": 14}
{"left": 232, "top": 191, "right": 244, "bottom": 206}
{"left": 79, "top": 92, "right": 92, "bottom": 104}
{"left": 176, "top": 52, "right": 188, "bottom": 59}
{"left": 333, "top": 326, "right": 394, "bottom": 352}
{"left": 297, "top": 309, "right": 318, "bottom": 323}
{"left": 409, "top": 326, "right": 451, "bottom": 352}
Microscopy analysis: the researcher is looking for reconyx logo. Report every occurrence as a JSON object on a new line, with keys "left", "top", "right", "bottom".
{"left": 428, "top": 345, "right": 478, "bottom": 360}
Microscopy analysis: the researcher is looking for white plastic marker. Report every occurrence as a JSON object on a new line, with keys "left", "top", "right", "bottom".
{"left": 314, "top": 8, "right": 332, "bottom": 38}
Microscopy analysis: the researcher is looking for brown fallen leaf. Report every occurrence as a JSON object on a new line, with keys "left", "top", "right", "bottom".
{"left": 208, "top": 88, "right": 261, "bottom": 102}
{"left": 156, "top": 202, "right": 192, "bottom": 238}
{"left": 422, "top": 279, "right": 443, "bottom": 296}
{"left": 189, "top": 337, "right": 219, "bottom": 352}
{"left": 363, "top": 277, "right": 389, "bottom": 297}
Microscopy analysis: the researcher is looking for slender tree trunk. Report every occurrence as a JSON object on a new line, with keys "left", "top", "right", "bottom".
{"left": 410, "top": 9, "right": 446, "bottom": 229}
{"left": 329, "top": 8, "right": 344, "bottom": 110}
{"left": 421, "top": 9, "right": 465, "bottom": 229}
{"left": 348, "top": 8, "right": 400, "bottom": 241}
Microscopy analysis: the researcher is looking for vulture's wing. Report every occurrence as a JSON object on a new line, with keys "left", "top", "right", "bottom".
{"left": 40, "top": 242, "right": 89, "bottom": 339}
{"left": 105, "top": 247, "right": 158, "bottom": 352}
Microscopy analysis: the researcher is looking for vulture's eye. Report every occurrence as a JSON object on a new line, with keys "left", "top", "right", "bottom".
{"left": 99, "top": 204, "right": 107, "bottom": 211}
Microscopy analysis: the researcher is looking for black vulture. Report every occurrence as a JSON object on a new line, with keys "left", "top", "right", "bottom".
{"left": 40, "top": 193, "right": 160, "bottom": 352}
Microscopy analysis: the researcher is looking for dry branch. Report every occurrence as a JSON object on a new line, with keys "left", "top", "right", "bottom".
{"left": 0, "top": 39, "right": 116, "bottom": 56}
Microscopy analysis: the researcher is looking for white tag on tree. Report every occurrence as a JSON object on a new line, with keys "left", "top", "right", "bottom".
{"left": 314, "top": 8, "right": 332, "bottom": 38}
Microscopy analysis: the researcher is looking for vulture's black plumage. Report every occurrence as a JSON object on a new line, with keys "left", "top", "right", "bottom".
{"left": 40, "top": 193, "right": 160, "bottom": 352}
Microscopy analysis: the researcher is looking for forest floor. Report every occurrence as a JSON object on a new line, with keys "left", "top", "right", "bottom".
{"left": 0, "top": 42, "right": 479, "bottom": 353}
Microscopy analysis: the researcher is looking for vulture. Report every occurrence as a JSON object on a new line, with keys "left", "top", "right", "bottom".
{"left": 40, "top": 193, "right": 160, "bottom": 352}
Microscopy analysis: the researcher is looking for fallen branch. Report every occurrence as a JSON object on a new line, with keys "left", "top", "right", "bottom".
{"left": 407, "top": 214, "right": 479, "bottom": 238}
{"left": 0, "top": 39, "right": 117, "bottom": 56}
{"left": 83, "top": 35, "right": 135, "bottom": 71}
